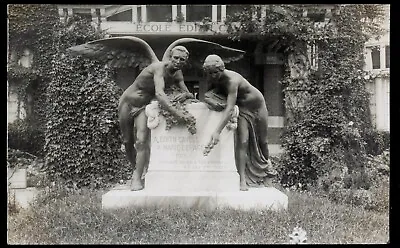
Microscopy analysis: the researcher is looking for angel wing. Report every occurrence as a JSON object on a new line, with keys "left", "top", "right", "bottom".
{"left": 67, "top": 36, "right": 160, "bottom": 70}
{"left": 162, "top": 38, "right": 245, "bottom": 68}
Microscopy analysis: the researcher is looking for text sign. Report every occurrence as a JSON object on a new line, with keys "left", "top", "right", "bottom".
{"left": 101, "top": 22, "right": 229, "bottom": 34}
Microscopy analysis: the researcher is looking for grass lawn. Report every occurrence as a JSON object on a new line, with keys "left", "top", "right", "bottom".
{"left": 7, "top": 187, "right": 389, "bottom": 244}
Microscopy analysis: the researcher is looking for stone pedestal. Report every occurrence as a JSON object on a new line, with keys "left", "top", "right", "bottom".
{"left": 145, "top": 102, "right": 239, "bottom": 192}
{"left": 102, "top": 102, "right": 288, "bottom": 211}
{"left": 8, "top": 168, "right": 27, "bottom": 189}
{"left": 102, "top": 187, "right": 287, "bottom": 211}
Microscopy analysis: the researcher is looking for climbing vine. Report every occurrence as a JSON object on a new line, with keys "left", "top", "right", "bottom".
{"left": 224, "top": 4, "right": 386, "bottom": 189}
{"left": 8, "top": 4, "right": 59, "bottom": 155}
{"left": 45, "top": 15, "right": 129, "bottom": 188}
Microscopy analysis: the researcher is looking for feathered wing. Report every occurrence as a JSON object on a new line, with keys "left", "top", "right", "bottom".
{"left": 162, "top": 38, "right": 245, "bottom": 68}
{"left": 67, "top": 36, "right": 160, "bottom": 70}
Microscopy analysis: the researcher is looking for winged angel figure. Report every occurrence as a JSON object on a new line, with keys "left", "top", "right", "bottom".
{"left": 67, "top": 36, "right": 245, "bottom": 190}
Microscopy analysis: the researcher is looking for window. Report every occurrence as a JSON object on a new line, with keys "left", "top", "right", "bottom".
{"left": 18, "top": 49, "right": 33, "bottom": 68}
{"left": 307, "top": 8, "right": 326, "bottom": 22}
{"left": 72, "top": 9, "right": 92, "bottom": 22}
{"left": 186, "top": 5, "right": 212, "bottom": 22}
{"left": 75, "top": 13, "right": 92, "bottom": 22}
{"left": 147, "top": 5, "right": 172, "bottom": 22}
{"left": 385, "top": 45, "right": 390, "bottom": 68}
{"left": 137, "top": 6, "right": 142, "bottom": 22}
{"left": 371, "top": 46, "right": 380, "bottom": 69}
{"left": 226, "top": 5, "right": 250, "bottom": 17}
{"left": 107, "top": 9, "right": 132, "bottom": 21}
{"left": 307, "top": 43, "right": 318, "bottom": 70}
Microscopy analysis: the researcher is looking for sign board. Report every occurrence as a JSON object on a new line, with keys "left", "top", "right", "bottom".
{"left": 101, "top": 22, "right": 230, "bottom": 35}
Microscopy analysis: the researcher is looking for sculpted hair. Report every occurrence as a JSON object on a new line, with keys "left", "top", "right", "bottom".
{"left": 171, "top": 45, "right": 189, "bottom": 58}
{"left": 203, "top": 54, "right": 225, "bottom": 71}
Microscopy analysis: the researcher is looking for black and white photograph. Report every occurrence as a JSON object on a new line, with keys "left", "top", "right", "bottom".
{"left": 7, "top": 4, "right": 390, "bottom": 244}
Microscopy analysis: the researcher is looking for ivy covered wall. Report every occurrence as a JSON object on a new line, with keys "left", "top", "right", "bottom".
{"left": 8, "top": 5, "right": 129, "bottom": 188}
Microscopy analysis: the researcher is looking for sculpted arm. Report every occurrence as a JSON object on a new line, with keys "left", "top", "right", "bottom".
{"left": 176, "top": 71, "right": 191, "bottom": 94}
{"left": 153, "top": 67, "right": 186, "bottom": 118}
{"left": 214, "top": 81, "right": 238, "bottom": 134}
{"left": 176, "top": 71, "right": 194, "bottom": 100}
{"left": 206, "top": 79, "right": 237, "bottom": 147}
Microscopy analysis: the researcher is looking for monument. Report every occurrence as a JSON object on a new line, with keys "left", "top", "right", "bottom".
{"left": 102, "top": 100, "right": 288, "bottom": 211}
{"left": 67, "top": 36, "right": 288, "bottom": 211}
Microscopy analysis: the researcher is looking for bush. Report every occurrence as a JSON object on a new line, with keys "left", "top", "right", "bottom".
{"left": 8, "top": 119, "right": 45, "bottom": 156}
{"left": 45, "top": 15, "right": 128, "bottom": 189}
{"left": 363, "top": 129, "right": 390, "bottom": 156}
{"left": 322, "top": 150, "right": 390, "bottom": 212}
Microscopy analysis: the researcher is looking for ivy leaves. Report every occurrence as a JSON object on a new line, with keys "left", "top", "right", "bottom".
{"left": 44, "top": 14, "right": 129, "bottom": 188}
{"left": 224, "top": 4, "right": 386, "bottom": 189}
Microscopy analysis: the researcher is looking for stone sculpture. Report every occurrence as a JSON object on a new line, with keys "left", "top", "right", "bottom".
{"left": 202, "top": 54, "right": 277, "bottom": 191}
{"left": 67, "top": 36, "right": 245, "bottom": 191}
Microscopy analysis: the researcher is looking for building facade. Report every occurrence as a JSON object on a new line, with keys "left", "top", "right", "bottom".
{"left": 364, "top": 5, "right": 390, "bottom": 131}
{"left": 57, "top": 4, "right": 301, "bottom": 155}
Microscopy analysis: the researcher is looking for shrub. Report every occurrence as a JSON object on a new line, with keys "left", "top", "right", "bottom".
{"left": 322, "top": 149, "right": 389, "bottom": 211}
{"left": 45, "top": 15, "right": 128, "bottom": 189}
{"left": 363, "top": 129, "right": 390, "bottom": 156}
{"left": 8, "top": 119, "right": 45, "bottom": 156}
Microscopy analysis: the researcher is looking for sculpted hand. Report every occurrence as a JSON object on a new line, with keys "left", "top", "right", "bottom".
{"left": 210, "top": 132, "right": 220, "bottom": 146}
{"left": 203, "top": 132, "right": 220, "bottom": 156}
{"left": 173, "top": 92, "right": 194, "bottom": 102}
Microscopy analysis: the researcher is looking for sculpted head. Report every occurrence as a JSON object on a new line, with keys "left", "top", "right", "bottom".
{"left": 203, "top": 54, "right": 225, "bottom": 80}
{"left": 169, "top": 46, "right": 189, "bottom": 70}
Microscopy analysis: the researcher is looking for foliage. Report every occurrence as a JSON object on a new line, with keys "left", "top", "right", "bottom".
{"left": 7, "top": 64, "right": 39, "bottom": 83}
{"left": 174, "top": 12, "right": 185, "bottom": 23}
{"left": 158, "top": 85, "right": 197, "bottom": 134}
{"left": 225, "top": 4, "right": 386, "bottom": 190}
{"left": 7, "top": 148, "right": 37, "bottom": 168}
{"left": 45, "top": 15, "right": 128, "bottom": 189}
{"left": 7, "top": 148, "right": 48, "bottom": 188}
{"left": 363, "top": 129, "right": 390, "bottom": 155}
{"left": 320, "top": 149, "right": 389, "bottom": 211}
{"left": 8, "top": 119, "right": 45, "bottom": 156}
{"left": 199, "top": 17, "right": 213, "bottom": 32}
{"left": 8, "top": 187, "right": 389, "bottom": 244}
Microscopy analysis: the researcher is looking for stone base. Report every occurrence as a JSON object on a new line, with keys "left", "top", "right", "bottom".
{"left": 145, "top": 171, "right": 240, "bottom": 192}
{"left": 8, "top": 187, "right": 39, "bottom": 209}
{"left": 8, "top": 168, "right": 27, "bottom": 189}
{"left": 102, "top": 187, "right": 288, "bottom": 211}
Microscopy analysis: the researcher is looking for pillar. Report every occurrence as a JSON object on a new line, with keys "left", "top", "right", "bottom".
{"left": 212, "top": 5, "right": 218, "bottom": 22}
{"left": 172, "top": 5, "right": 178, "bottom": 21}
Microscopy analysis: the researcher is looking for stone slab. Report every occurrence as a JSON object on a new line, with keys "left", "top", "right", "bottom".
{"left": 7, "top": 168, "right": 27, "bottom": 189}
{"left": 102, "top": 187, "right": 288, "bottom": 211}
{"left": 145, "top": 171, "right": 240, "bottom": 192}
{"left": 8, "top": 187, "right": 39, "bottom": 209}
